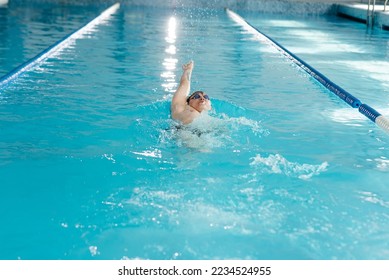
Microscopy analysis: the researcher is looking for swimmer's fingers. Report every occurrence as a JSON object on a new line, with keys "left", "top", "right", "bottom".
{"left": 182, "top": 60, "right": 194, "bottom": 70}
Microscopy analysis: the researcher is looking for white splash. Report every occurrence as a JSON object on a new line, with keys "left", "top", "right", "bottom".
{"left": 367, "top": 157, "right": 389, "bottom": 171}
{"left": 101, "top": 153, "right": 116, "bottom": 163}
{"left": 89, "top": 246, "right": 99, "bottom": 257}
{"left": 132, "top": 149, "right": 162, "bottom": 158}
{"left": 174, "top": 113, "right": 228, "bottom": 151}
{"left": 250, "top": 153, "right": 328, "bottom": 180}
{"left": 220, "top": 113, "right": 268, "bottom": 136}
{"left": 357, "top": 191, "right": 389, "bottom": 208}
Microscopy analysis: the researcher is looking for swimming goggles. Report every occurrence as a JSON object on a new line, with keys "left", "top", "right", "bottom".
{"left": 187, "top": 91, "right": 209, "bottom": 103}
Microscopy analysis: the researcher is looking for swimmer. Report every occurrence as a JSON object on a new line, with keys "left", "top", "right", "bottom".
{"left": 171, "top": 61, "right": 212, "bottom": 125}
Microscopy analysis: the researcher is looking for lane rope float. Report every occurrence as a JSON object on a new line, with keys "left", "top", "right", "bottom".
{"left": 226, "top": 8, "right": 389, "bottom": 135}
{"left": 0, "top": 2, "right": 120, "bottom": 90}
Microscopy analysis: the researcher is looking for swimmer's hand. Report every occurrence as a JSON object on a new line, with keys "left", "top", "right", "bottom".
{"left": 182, "top": 60, "right": 193, "bottom": 81}
{"left": 182, "top": 60, "right": 194, "bottom": 72}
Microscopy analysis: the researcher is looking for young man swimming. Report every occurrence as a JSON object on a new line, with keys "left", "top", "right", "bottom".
{"left": 171, "top": 61, "right": 212, "bottom": 125}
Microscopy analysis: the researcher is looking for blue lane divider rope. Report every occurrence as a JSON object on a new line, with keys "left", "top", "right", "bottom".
{"left": 0, "top": 2, "right": 120, "bottom": 90}
{"left": 226, "top": 8, "right": 389, "bottom": 135}
{"left": 358, "top": 104, "right": 380, "bottom": 122}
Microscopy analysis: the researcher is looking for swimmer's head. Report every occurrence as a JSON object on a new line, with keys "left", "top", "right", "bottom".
{"left": 187, "top": 91, "right": 212, "bottom": 112}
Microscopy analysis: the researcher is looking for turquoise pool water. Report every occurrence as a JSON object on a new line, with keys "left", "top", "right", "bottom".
{"left": 1, "top": 3, "right": 389, "bottom": 260}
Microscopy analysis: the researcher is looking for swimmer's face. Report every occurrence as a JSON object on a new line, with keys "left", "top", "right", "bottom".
{"left": 187, "top": 91, "right": 212, "bottom": 112}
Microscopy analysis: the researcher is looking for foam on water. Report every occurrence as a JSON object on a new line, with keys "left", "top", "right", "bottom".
{"left": 250, "top": 153, "right": 329, "bottom": 180}
{"left": 155, "top": 100, "right": 268, "bottom": 152}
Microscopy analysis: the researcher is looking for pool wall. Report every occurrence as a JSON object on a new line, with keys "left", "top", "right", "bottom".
{"left": 6, "top": 0, "right": 388, "bottom": 29}
{"left": 6, "top": 0, "right": 356, "bottom": 15}
{"left": 337, "top": 3, "right": 389, "bottom": 29}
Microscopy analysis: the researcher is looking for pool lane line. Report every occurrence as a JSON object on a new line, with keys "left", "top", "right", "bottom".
{"left": 0, "top": 2, "right": 120, "bottom": 90}
{"left": 226, "top": 8, "right": 360, "bottom": 108}
{"left": 226, "top": 8, "right": 389, "bottom": 135}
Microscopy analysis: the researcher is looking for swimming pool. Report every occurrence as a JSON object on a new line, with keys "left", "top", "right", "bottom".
{"left": 1, "top": 2, "right": 389, "bottom": 260}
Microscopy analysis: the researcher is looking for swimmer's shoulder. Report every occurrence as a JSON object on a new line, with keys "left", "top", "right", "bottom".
{"left": 172, "top": 105, "right": 200, "bottom": 125}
